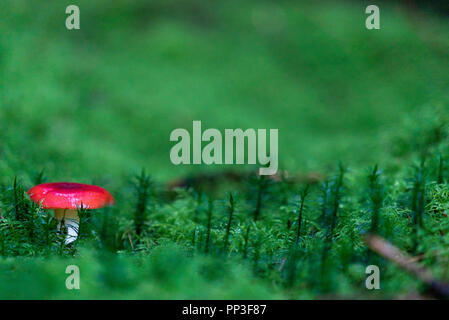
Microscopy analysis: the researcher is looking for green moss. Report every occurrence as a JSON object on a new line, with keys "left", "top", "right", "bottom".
{"left": 1, "top": 0, "right": 449, "bottom": 299}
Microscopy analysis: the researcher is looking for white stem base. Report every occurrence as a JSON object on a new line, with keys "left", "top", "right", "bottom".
{"left": 54, "top": 209, "right": 80, "bottom": 245}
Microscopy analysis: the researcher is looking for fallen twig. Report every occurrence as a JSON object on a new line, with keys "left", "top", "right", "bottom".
{"left": 278, "top": 257, "right": 287, "bottom": 272}
{"left": 127, "top": 231, "right": 135, "bottom": 250}
{"left": 166, "top": 170, "right": 324, "bottom": 190}
{"left": 364, "top": 233, "right": 449, "bottom": 299}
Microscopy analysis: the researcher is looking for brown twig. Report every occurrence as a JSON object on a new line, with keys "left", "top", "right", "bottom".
{"left": 278, "top": 257, "right": 287, "bottom": 272}
{"left": 166, "top": 170, "right": 324, "bottom": 190}
{"left": 127, "top": 231, "right": 135, "bottom": 250}
{"left": 364, "top": 233, "right": 449, "bottom": 299}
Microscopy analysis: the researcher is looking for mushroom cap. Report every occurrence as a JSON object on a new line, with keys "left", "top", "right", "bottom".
{"left": 27, "top": 182, "right": 115, "bottom": 210}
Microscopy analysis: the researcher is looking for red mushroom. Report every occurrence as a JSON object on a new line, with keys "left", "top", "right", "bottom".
{"left": 27, "top": 182, "right": 114, "bottom": 244}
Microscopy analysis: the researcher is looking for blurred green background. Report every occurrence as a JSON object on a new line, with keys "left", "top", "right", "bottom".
{"left": 2, "top": 0, "right": 449, "bottom": 184}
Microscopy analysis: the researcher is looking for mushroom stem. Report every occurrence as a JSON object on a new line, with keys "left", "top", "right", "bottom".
{"left": 54, "top": 209, "right": 80, "bottom": 245}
